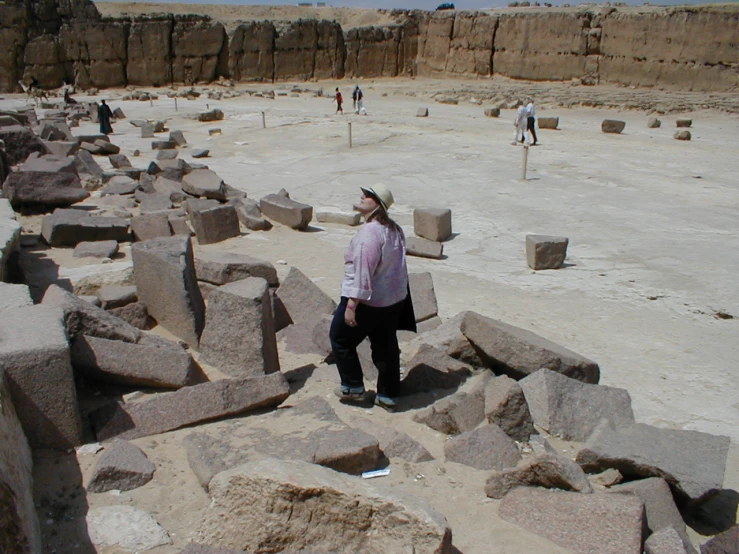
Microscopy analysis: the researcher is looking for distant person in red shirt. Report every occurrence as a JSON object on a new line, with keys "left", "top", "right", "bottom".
{"left": 333, "top": 87, "right": 344, "bottom": 115}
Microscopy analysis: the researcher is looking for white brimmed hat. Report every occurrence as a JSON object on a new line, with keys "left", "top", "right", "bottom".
{"left": 361, "top": 183, "right": 394, "bottom": 211}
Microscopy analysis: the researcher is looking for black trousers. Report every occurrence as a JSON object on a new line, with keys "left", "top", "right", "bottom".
{"left": 527, "top": 116, "right": 537, "bottom": 144}
{"left": 329, "top": 296, "right": 404, "bottom": 398}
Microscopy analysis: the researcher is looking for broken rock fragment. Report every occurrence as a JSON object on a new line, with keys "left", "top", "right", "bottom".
{"left": 199, "top": 457, "right": 452, "bottom": 553}
{"left": 87, "top": 440, "right": 155, "bottom": 493}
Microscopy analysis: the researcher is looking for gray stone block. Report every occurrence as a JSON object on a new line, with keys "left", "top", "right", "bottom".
{"left": 520, "top": 368, "right": 634, "bottom": 441}
{"left": 610, "top": 478, "right": 696, "bottom": 554}
{"left": 191, "top": 149, "right": 209, "bottom": 158}
{"left": 132, "top": 235, "right": 205, "bottom": 348}
{"left": 43, "top": 140, "right": 79, "bottom": 157}
{"left": 645, "top": 527, "right": 692, "bottom": 554}
{"left": 0, "top": 361, "right": 42, "bottom": 553}
{"left": 109, "top": 154, "right": 132, "bottom": 168}
{"left": 152, "top": 176, "right": 186, "bottom": 203}
{"left": 139, "top": 193, "right": 173, "bottom": 214}
{"left": 400, "top": 343, "right": 470, "bottom": 395}
{"left": 42, "top": 209, "right": 130, "bottom": 247}
{"left": 413, "top": 390, "right": 485, "bottom": 435}
{"left": 675, "top": 130, "right": 692, "bottom": 140}
{"left": 86, "top": 440, "right": 156, "bottom": 493}
{"left": 0, "top": 305, "right": 83, "bottom": 449}
{"left": 169, "top": 130, "right": 187, "bottom": 146}
{"left": 71, "top": 334, "right": 206, "bottom": 389}
{"left": 484, "top": 375, "right": 535, "bottom": 441}
{"left": 676, "top": 119, "right": 692, "bottom": 128}
{"left": 647, "top": 118, "right": 662, "bottom": 128}
{"left": 0, "top": 283, "right": 33, "bottom": 311}
{"left": 316, "top": 210, "right": 361, "bottom": 226}
{"left": 499, "top": 488, "right": 645, "bottom": 554}
{"left": 108, "top": 302, "right": 156, "bottom": 330}
{"left": 190, "top": 204, "right": 240, "bottom": 245}
{"left": 2, "top": 171, "right": 89, "bottom": 211}
{"left": 444, "top": 423, "right": 521, "bottom": 470}
{"left": 156, "top": 149, "right": 179, "bottom": 161}
{"left": 409, "top": 271, "right": 438, "bottom": 322}
{"left": 577, "top": 421, "right": 731, "bottom": 505}
{"left": 75, "top": 149, "right": 104, "bottom": 178}
{"left": 232, "top": 197, "right": 272, "bottom": 231}
{"left": 20, "top": 154, "right": 78, "bottom": 174}
{"left": 91, "top": 373, "right": 290, "bottom": 441}
{"left": 526, "top": 234, "right": 569, "bottom": 270}
{"left": 484, "top": 107, "right": 500, "bottom": 117}
{"left": 152, "top": 140, "right": 177, "bottom": 150}
{"left": 259, "top": 193, "right": 313, "bottom": 230}
{"left": 406, "top": 236, "right": 444, "bottom": 259}
{"left": 602, "top": 119, "right": 626, "bottom": 133}
{"left": 73, "top": 240, "right": 120, "bottom": 259}
{"left": 538, "top": 117, "right": 559, "bottom": 129}
{"left": 417, "top": 107, "right": 429, "bottom": 117}
{"left": 97, "top": 285, "right": 138, "bottom": 310}
{"left": 99, "top": 175, "right": 137, "bottom": 196}
{"left": 460, "top": 311, "right": 600, "bottom": 383}
{"left": 195, "top": 251, "right": 278, "bottom": 286}
{"left": 414, "top": 208, "right": 452, "bottom": 242}
{"left": 131, "top": 211, "right": 173, "bottom": 242}
{"left": 182, "top": 169, "right": 227, "bottom": 201}
{"left": 199, "top": 277, "right": 280, "bottom": 378}
{"left": 42, "top": 284, "right": 142, "bottom": 343}
{"left": 485, "top": 451, "right": 593, "bottom": 499}
{"left": 274, "top": 266, "right": 336, "bottom": 325}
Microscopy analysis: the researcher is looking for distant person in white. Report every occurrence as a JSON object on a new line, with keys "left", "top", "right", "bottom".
{"left": 526, "top": 98, "right": 538, "bottom": 145}
{"left": 512, "top": 104, "right": 528, "bottom": 145}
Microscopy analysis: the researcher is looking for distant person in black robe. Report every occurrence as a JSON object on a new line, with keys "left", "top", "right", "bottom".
{"left": 98, "top": 100, "right": 114, "bottom": 135}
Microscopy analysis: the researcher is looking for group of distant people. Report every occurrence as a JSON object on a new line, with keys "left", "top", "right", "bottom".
{"left": 333, "top": 85, "right": 366, "bottom": 115}
{"left": 513, "top": 98, "right": 537, "bottom": 145}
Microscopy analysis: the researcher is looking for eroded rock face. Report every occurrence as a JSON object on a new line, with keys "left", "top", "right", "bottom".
{"left": 1, "top": 4, "right": 735, "bottom": 91}
{"left": 199, "top": 458, "right": 453, "bottom": 553}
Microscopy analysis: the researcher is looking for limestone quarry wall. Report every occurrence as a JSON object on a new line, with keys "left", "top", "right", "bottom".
{"left": 1, "top": 0, "right": 737, "bottom": 93}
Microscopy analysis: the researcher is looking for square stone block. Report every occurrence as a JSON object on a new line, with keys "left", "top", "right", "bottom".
{"left": 190, "top": 204, "right": 240, "bottom": 245}
{"left": 0, "top": 305, "right": 83, "bottom": 449}
{"left": 414, "top": 208, "right": 452, "bottom": 242}
{"left": 526, "top": 234, "right": 569, "bottom": 270}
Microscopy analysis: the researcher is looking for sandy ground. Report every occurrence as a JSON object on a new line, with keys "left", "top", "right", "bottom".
{"left": 2, "top": 78, "right": 738, "bottom": 553}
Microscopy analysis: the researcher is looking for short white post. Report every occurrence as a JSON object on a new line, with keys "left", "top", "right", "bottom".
{"left": 174, "top": 97, "right": 178, "bottom": 112}
{"left": 348, "top": 122, "right": 352, "bottom": 148}
{"left": 262, "top": 111, "right": 266, "bottom": 129}
{"left": 521, "top": 144, "right": 529, "bottom": 181}
{"left": 149, "top": 98, "right": 153, "bottom": 108}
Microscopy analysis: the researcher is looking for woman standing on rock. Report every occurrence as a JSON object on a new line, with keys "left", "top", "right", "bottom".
{"left": 330, "top": 183, "right": 411, "bottom": 410}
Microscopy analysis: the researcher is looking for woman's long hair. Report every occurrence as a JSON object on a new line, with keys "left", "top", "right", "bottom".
{"left": 366, "top": 205, "right": 401, "bottom": 233}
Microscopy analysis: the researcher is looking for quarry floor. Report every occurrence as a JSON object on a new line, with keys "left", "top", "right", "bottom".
{"left": 2, "top": 77, "right": 738, "bottom": 553}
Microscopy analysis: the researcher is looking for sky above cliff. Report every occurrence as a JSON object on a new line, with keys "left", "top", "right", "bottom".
{"left": 96, "top": 0, "right": 726, "bottom": 11}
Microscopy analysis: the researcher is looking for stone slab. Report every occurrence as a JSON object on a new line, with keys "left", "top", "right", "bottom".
{"left": 91, "top": 373, "right": 290, "bottom": 441}
{"left": 499, "top": 488, "right": 645, "bottom": 554}
{"left": 259, "top": 193, "right": 313, "bottom": 230}
{"left": 86, "top": 440, "right": 156, "bottom": 493}
{"left": 195, "top": 251, "right": 278, "bottom": 287}
{"left": 274, "top": 266, "right": 336, "bottom": 325}
{"left": 443, "top": 423, "right": 521, "bottom": 470}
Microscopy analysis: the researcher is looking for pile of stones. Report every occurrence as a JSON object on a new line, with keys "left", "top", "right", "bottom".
{"left": 0, "top": 105, "right": 733, "bottom": 554}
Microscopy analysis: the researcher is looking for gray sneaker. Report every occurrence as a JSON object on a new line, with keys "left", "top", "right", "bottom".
{"left": 374, "top": 394, "right": 397, "bottom": 410}
{"left": 335, "top": 386, "right": 366, "bottom": 404}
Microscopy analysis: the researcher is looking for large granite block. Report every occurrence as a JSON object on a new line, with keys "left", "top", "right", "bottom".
{"left": 199, "top": 278, "right": 280, "bottom": 378}
{"left": 259, "top": 193, "right": 312, "bottom": 230}
{"left": 460, "top": 311, "right": 600, "bottom": 383}
{"left": 189, "top": 203, "right": 240, "bottom": 245}
{"left": 0, "top": 305, "right": 83, "bottom": 449}
{"left": 91, "top": 373, "right": 290, "bottom": 441}
{"left": 274, "top": 266, "right": 336, "bottom": 326}
{"left": 42, "top": 209, "right": 130, "bottom": 247}
{"left": 195, "top": 251, "right": 278, "bottom": 287}
{"left": 131, "top": 235, "right": 205, "bottom": 348}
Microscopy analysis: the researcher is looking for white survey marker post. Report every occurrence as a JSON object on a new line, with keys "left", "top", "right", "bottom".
{"left": 174, "top": 97, "right": 178, "bottom": 112}
{"left": 521, "top": 144, "right": 529, "bottom": 180}
{"left": 348, "top": 121, "right": 353, "bottom": 148}
{"left": 262, "top": 111, "right": 266, "bottom": 129}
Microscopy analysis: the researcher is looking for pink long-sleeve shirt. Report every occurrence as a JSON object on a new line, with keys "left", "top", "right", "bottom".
{"left": 341, "top": 220, "right": 408, "bottom": 308}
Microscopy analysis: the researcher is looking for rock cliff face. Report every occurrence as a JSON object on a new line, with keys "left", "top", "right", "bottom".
{"left": 1, "top": 1, "right": 736, "bottom": 92}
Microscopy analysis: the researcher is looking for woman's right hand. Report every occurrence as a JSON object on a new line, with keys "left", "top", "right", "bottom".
{"left": 344, "top": 306, "right": 358, "bottom": 327}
